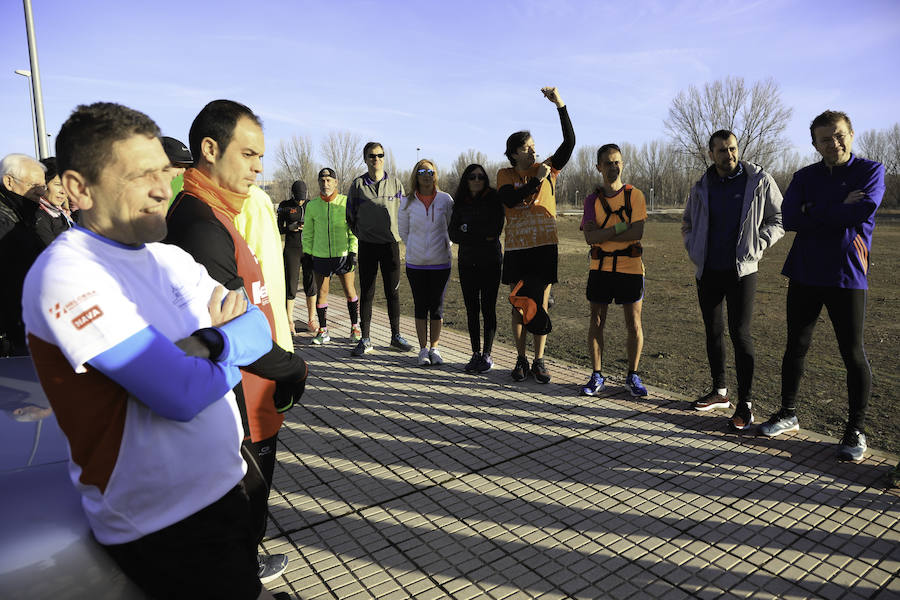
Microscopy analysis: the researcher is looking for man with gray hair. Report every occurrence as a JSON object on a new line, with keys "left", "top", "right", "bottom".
{"left": 0, "top": 153, "right": 47, "bottom": 356}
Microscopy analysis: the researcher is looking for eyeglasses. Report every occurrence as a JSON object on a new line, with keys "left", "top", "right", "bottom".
{"left": 416, "top": 168, "right": 435, "bottom": 176}
{"left": 467, "top": 173, "right": 486, "bottom": 181}
{"left": 9, "top": 175, "right": 47, "bottom": 190}
{"left": 366, "top": 153, "right": 385, "bottom": 159}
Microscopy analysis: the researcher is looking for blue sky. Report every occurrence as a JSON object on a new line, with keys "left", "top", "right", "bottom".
{"left": 2, "top": 0, "right": 899, "bottom": 177}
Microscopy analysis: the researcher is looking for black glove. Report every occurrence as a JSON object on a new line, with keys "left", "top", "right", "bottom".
{"left": 347, "top": 252, "right": 357, "bottom": 267}
{"left": 273, "top": 358, "right": 308, "bottom": 413}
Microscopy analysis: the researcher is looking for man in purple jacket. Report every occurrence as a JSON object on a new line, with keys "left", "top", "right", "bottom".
{"left": 758, "top": 110, "right": 885, "bottom": 463}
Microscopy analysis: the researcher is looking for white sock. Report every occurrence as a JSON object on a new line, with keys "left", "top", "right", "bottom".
{"left": 716, "top": 388, "right": 727, "bottom": 397}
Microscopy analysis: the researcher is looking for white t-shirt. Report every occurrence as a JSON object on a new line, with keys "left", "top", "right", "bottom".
{"left": 22, "top": 226, "right": 246, "bottom": 544}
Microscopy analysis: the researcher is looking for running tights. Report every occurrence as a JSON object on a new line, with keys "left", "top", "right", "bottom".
{"left": 780, "top": 281, "right": 870, "bottom": 431}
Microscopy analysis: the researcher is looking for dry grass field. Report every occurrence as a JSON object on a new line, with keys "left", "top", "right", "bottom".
{"left": 391, "top": 215, "right": 899, "bottom": 455}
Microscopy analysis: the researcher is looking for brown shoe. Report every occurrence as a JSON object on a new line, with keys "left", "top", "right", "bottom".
{"left": 729, "top": 404, "right": 754, "bottom": 430}
{"left": 692, "top": 391, "right": 731, "bottom": 411}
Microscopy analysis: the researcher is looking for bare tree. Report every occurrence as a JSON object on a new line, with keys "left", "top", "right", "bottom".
{"left": 856, "top": 124, "right": 900, "bottom": 174}
{"left": 665, "top": 76, "right": 793, "bottom": 170}
{"left": 320, "top": 130, "right": 364, "bottom": 190}
{"left": 272, "top": 134, "right": 317, "bottom": 201}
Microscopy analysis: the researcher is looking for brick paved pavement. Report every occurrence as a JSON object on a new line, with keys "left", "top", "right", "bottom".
{"left": 263, "top": 304, "right": 900, "bottom": 599}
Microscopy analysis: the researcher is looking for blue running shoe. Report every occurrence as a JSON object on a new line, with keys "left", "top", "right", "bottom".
{"left": 580, "top": 372, "right": 605, "bottom": 396}
{"left": 626, "top": 373, "right": 648, "bottom": 397}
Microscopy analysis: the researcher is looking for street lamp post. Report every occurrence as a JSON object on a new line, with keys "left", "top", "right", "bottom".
{"left": 22, "top": 0, "right": 50, "bottom": 158}
{"left": 416, "top": 147, "right": 420, "bottom": 161}
{"left": 14, "top": 69, "right": 39, "bottom": 158}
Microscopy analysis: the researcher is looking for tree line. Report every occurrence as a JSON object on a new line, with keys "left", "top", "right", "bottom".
{"left": 269, "top": 76, "right": 899, "bottom": 210}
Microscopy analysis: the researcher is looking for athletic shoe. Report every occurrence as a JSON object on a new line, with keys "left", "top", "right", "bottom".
{"left": 626, "top": 373, "right": 648, "bottom": 397}
{"left": 511, "top": 356, "right": 530, "bottom": 381}
{"left": 350, "top": 323, "right": 362, "bottom": 342}
{"left": 352, "top": 338, "right": 373, "bottom": 356}
{"left": 417, "top": 348, "right": 431, "bottom": 366}
{"left": 580, "top": 372, "right": 606, "bottom": 396}
{"left": 477, "top": 353, "right": 493, "bottom": 373}
{"left": 258, "top": 553, "right": 288, "bottom": 584}
{"left": 838, "top": 429, "right": 867, "bottom": 463}
{"left": 465, "top": 352, "right": 482, "bottom": 373}
{"left": 692, "top": 391, "right": 731, "bottom": 411}
{"left": 532, "top": 358, "right": 550, "bottom": 384}
{"left": 729, "top": 404, "right": 754, "bottom": 431}
{"left": 758, "top": 409, "right": 800, "bottom": 437}
{"left": 429, "top": 347, "right": 443, "bottom": 365}
{"left": 390, "top": 333, "right": 413, "bottom": 352}
{"left": 311, "top": 327, "right": 330, "bottom": 345}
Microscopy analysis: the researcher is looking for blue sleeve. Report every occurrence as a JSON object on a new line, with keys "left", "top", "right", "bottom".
{"left": 781, "top": 174, "right": 816, "bottom": 233}
{"left": 216, "top": 304, "right": 272, "bottom": 366}
{"left": 805, "top": 162, "right": 884, "bottom": 229}
{"left": 88, "top": 326, "right": 242, "bottom": 422}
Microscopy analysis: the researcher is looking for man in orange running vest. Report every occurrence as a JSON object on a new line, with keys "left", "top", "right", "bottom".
{"left": 579, "top": 143, "right": 648, "bottom": 399}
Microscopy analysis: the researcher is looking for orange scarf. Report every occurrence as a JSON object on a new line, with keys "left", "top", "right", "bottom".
{"left": 322, "top": 191, "right": 338, "bottom": 202}
{"left": 182, "top": 167, "right": 248, "bottom": 221}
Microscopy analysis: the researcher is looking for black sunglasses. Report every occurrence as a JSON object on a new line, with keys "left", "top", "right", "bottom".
{"left": 367, "top": 153, "right": 385, "bottom": 159}
{"left": 467, "top": 173, "right": 487, "bottom": 181}
{"left": 417, "top": 168, "right": 435, "bottom": 176}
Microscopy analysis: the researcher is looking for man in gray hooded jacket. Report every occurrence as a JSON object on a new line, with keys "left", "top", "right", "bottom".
{"left": 682, "top": 130, "right": 784, "bottom": 431}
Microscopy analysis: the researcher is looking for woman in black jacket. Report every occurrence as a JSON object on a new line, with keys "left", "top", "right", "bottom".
{"left": 449, "top": 164, "right": 505, "bottom": 372}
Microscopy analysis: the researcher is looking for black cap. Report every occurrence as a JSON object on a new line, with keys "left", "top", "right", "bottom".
{"left": 161, "top": 136, "right": 192, "bottom": 167}
{"left": 291, "top": 180, "right": 308, "bottom": 200}
{"left": 317, "top": 167, "right": 337, "bottom": 179}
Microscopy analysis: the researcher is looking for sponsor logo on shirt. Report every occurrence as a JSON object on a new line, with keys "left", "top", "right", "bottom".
{"left": 250, "top": 280, "right": 270, "bottom": 306}
{"left": 48, "top": 290, "right": 98, "bottom": 319}
{"left": 72, "top": 305, "right": 104, "bottom": 330}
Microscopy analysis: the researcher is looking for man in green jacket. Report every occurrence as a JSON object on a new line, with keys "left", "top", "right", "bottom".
{"left": 304, "top": 168, "right": 360, "bottom": 344}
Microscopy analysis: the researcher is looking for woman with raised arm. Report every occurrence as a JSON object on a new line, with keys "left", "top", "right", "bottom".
{"left": 398, "top": 159, "right": 454, "bottom": 366}
{"left": 449, "top": 164, "right": 504, "bottom": 373}
{"left": 497, "top": 86, "right": 575, "bottom": 384}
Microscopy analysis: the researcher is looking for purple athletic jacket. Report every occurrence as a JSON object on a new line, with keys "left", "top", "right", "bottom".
{"left": 781, "top": 154, "right": 884, "bottom": 289}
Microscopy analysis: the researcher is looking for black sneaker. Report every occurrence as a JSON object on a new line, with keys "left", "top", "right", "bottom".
{"left": 532, "top": 358, "right": 550, "bottom": 384}
{"left": 511, "top": 356, "right": 530, "bottom": 381}
{"left": 729, "top": 403, "right": 754, "bottom": 431}
{"left": 838, "top": 428, "right": 867, "bottom": 463}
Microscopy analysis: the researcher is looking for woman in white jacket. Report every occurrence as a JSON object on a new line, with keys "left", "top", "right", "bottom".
{"left": 398, "top": 159, "right": 454, "bottom": 366}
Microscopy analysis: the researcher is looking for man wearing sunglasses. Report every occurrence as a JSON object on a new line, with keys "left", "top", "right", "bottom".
{"left": 1, "top": 153, "right": 48, "bottom": 356}
{"left": 345, "top": 142, "right": 413, "bottom": 356}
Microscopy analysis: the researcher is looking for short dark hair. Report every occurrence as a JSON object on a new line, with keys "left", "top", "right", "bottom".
{"left": 809, "top": 110, "right": 853, "bottom": 142}
{"left": 504, "top": 130, "right": 532, "bottom": 166}
{"left": 40, "top": 157, "right": 59, "bottom": 183}
{"left": 596, "top": 143, "right": 621, "bottom": 164}
{"left": 189, "top": 100, "right": 261, "bottom": 167}
{"left": 56, "top": 102, "right": 160, "bottom": 184}
{"left": 363, "top": 141, "right": 383, "bottom": 158}
{"left": 708, "top": 129, "right": 737, "bottom": 151}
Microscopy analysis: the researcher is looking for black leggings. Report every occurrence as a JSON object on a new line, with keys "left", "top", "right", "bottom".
{"left": 406, "top": 267, "right": 451, "bottom": 320}
{"left": 697, "top": 270, "right": 756, "bottom": 403}
{"left": 358, "top": 240, "right": 401, "bottom": 339}
{"left": 781, "top": 282, "right": 870, "bottom": 431}
{"left": 284, "top": 247, "right": 317, "bottom": 299}
{"left": 459, "top": 257, "right": 501, "bottom": 355}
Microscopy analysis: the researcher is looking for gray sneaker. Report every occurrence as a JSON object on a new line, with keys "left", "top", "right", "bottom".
{"left": 389, "top": 333, "right": 413, "bottom": 352}
{"left": 758, "top": 410, "right": 800, "bottom": 437}
{"left": 258, "top": 553, "right": 288, "bottom": 584}
{"left": 352, "top": 338, "right": 373, "bottom": 356}
{"left": 838, "top": 429, "right": 867, "bottom": 462}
